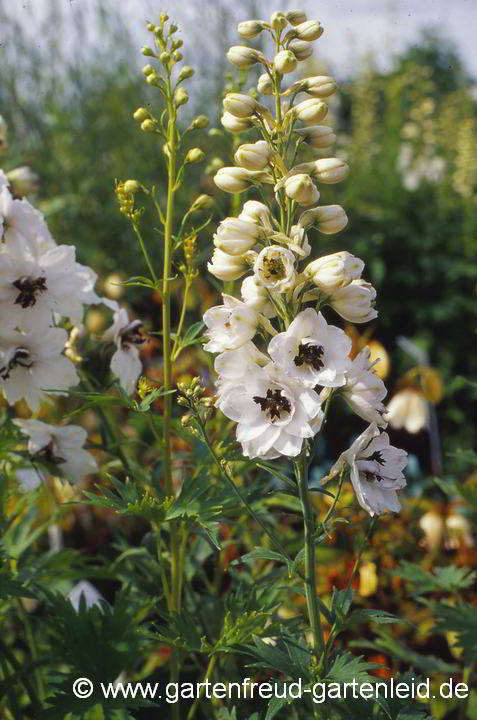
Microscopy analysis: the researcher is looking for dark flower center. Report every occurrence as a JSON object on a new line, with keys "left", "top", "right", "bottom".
{"left": 253, "top": 388, "right": 291, "bottom": 421}
{"left": 0, "top": 347, "right": 32, "bottom": 380}
{"left": 13, "top": 276, "right": 47, "bottom": 308}
{"left": 37, "top": 441, "right": 66, "bottom": 465}
{"left": 294, "top": 342, "right": 324, "bottom": 371}
{"left": 263, "top": 257, "right": 285, "bottom": 279}
{"left": 370, "top": 450, "right": 385, "bottom": 465}
{"left": 119, "top": 320, "right": 146, "bottom": 347}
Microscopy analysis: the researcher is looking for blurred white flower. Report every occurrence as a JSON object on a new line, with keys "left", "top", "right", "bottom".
{"left": 218, "top": 363, "right": 323, "bottom": 459}
{"left": 69, "top": 580, "right": 106, "bottom": 611}
{"left": 385, "top": 388, "right": 429, "bottom": 433}
{"left": 340, "top": 347, "right": 387, "bottom": 425}
{"left": 241, "top": 275, "right": 275, "bottom": 317}
{"left": 0, "top": 326, "right": 78, "bottom": 411}
{"left": 0, "top": 186, "right": 55, "bottom": 252}
{"left": 102, "top": 308, "right": 144, "bottom": 395}
{"left": 330, "top": 423, "right": 407, "bottom": 516}
{"left": 268, "top": 308, "right": 351, "bottom": 389}
{"left": 203, "top": 295, "right": 258, "bottom": 353}
{"left": 14, "top": 418, "right": 97, "bottom": 482}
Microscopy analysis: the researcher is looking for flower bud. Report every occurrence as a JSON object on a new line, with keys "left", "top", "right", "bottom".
{"left": 237, "top": 20, "right": 263, "bottom": 38}
{"left": 172, "top": 50, "right": 183, "bottom": 62}
{"left": 235, "top": 140, "right": 271, "bottom": 171}
{"left": 123, "top": 179, "right": 140, "bottom": 194}
{"left": 312, "top": 158, "right": 349, "bottom": 184}
{"left": 304, "top": 251, "right": 364, "bottom": 290}
{"left": 294, "top": 20, "right": 323, "bottom": 41}
{"left": 141, "top": 119, "right": 156, "bottom": 132}
{"left": 274, "top": 50, "right": 298, "bottom": 75}
{"left": 302, "top": 75, "right": 336, "bottom": 98}
{"left": 174, "top": 88, "right": 189, "bottom": 106}
{"left": 328, "top": 280, "right": 377, "bottom": 323}
{"left": 283, "top": 174, "right": 319, "bottom": 206}
{"left": 223, "top": 93, "right": 258, "bottom": 118}
{"left": 190, "top": 114, "right": 209, "bottom": 130}
{"left": 295, "top": 98, "right": 328, "bottom": 123}
{"left": 221, "top": 112, "right": 254, "bottom": 133}
{"left": 142, "top": 64, "right": 154, "bottom": 76}
{"left": 271, "top": 12, "right": 288, "bottom": 30}
{"left": 179, "top": 66, "right": 194, "bottom": 81}
{"left": 207, "top": 157, "right": 225, "bottom": 173}
{"left": 419, "top": 511, "right": 445, "bottom": 551}
{"left": 185, "top": 147, "right": 205, "bottom": 164}
{"left": 146, "top": 73, "right": 161, "bottom": 86}
{"left": 141, "top": 45, "right": 154, "bottom": 56}
{"left": 227, "top": 45, "right": 263, "bottom": 68}
{"left": 147, "top": 22, "right": 156, "bottom": 32}
{"left": 160, "top": 51, "right": 171, "bottom": 63}
{"left": 288, "top": 39, "right": 313, "bottom": 60}
{"left": 298, "top": 205, "right": 348, "bottom": 234}
{"left": 286, "top": 10, "right": 307, "bottom": 25}
{"left": 257, "top": 73, "right": 273, "bottom": 95}
{"left": 169, "top": 22, "right": 178, "bottom": 33}
{"left": 207, "top": 248, "right": 249, "bottom": 281}
{"left": 239, "top": 200, "right": 272, "bottom": 228}
{"left": 191, "top": 194, "right": 214, "bottom": 211}
{"left": 133, "top": 107, "right": 150, "bottom": 121}
{"left": 172, "top": 39, "right": 183, "bottom": 50}
{"left": 241, "top": 275, "right": 275, "bottom": 317}
{"left": 294, "top": 125, "right": 336, "bottom": 149}
{"left": 214, "top": 166, "right": 265, "bottom": 193}
{"left": 6, "top": 166, "right": 39, "bottom": 196}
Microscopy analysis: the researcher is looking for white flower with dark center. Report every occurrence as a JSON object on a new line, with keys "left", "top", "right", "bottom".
{"left": 254, "top": 245, "right": 296, "bottom": 292}
{"left": 327, "top": 279, "right": 377, "bottom": 323}
{"left": 338, "top": 347, "right": 387, "bottom": 425}
{"left": 203, "top": 295, "right": 259, "bottom": 353}
{"left": 14, "top": 418, "right": 98, "bottom": 482}
{"left": 0, "top": 326, "right": 78, "bottom": 411}
{"left": 218, "top": 363, "right": 323, "bottom": 459}
{"left": 0, "top": 186, "right": 55, "bottom": 251}
{"left": 0, "top": 239, "right": 96, "bottom": 327}
{"left": 102, "top": 308, "right": 144, "bottom": 394}
{"left": 241, "top": 276, "right": 276, "bottom": 317}
{"left": 329, "top": 423, "right": 407, "bottom": 516}
{"left": 268, "top": 308, "right": 351, "bottom": 389}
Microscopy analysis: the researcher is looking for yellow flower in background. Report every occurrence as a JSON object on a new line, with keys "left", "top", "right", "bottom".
{"left": 386, "top": 388, "right": 429, "bottom": 433}
{"left": 359, "top": 561, "right": 378, "bottom": 597}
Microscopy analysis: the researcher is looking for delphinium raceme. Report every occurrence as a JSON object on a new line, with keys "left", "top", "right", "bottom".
{"left": 202, "top": 9, "right": 409, "bottom": 657}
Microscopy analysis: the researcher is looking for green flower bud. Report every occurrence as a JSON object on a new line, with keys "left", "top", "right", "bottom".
{"left": 172, "top": 50, "right": 183, "bottom": 62}
{"left": 123, "top": 179, "right": 140, "bottom": 194}
{"left": 160, "top": 51, "right": 170, "bottom": 63}
{"left": 179, "top": 66, "right": 194, "bottom": 81}
{"left": 271, "top": 12, "right": 287, "bottom": 31}
{"left": 160, "top": 12, "right": 169, "bottom": 23}
{"left": 146, "top": 73, "right": 160, "bottom": 86}
{"left": 185, "top": 148, "right": 205, "bottom": 164}
{"left": 141, "top": 46, "right": 154, "bottom": 57}
{"left": 172, "top": 38, "right": 184, "bottom": 50}
{"left": 191, "top": 114, "right": 209, "bottom": 130}
{"left": 141, "top": 119, "right": 156, "bottom": 132}
{"left": 191, "top": 194, "right": 214, "bottom": 211}
{"left": 142, "top": 64, "right": 154, "bottom": 76}
{"left": 133, "top": 107, "right": 150, "bottom": 121}
{"left": 147, "top": 22, "right": 156, "bottom": 32}
{"left": 286, "top": 10, "right": 307, "bottom": 25}
{"left": 174, "top": 88, "right": 189, "bottom": 106}
{"left": 257, "top": 73, "right": 273, "bottom": 95}
{"left": 237, "top": 20, "right": 263, "bottom": 38}
{"left": 274, "top": 49, "right": 297, "bottom": 74}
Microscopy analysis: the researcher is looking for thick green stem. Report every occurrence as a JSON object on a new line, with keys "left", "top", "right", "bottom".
{"left": 295, "top": 453, "right": 325, "bottom": 656}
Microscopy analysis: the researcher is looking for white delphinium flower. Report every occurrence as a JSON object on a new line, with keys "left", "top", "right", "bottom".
{"left": 283, "top": 174, "right": 319, "bottom": 206}
{"left": 218, "top": 363, "right": 323, "bottom": 459}
{"left": 0, "top": 186, "right": 55, "bottom": 251}
{"left": 213, "top": 217, "right": 264, "bottom": 255}
{"left": 208, "top": 248, "right": 250, "bottom": 282}
{"left": 238, "top": 200, "right": 273, "bottom": 230}
{"left": 16, "top": 468, "right": 46, "bottom": 492}
{"left": 385, "top": 389, "right": 429, "bottom": 433}
{"left": 235, "top": 141, "right": 271, "bottom": 171}
{"left": 241, "top": 276, "right": 275, "bottom": 317}
{"left": 336, "top": 347, "right": 387, "bottom": 425}
{"left": 203, "top": 294, "right": 259, "bottom": 352}
{"left": 298, "top": 205, "right": 348, "bottom": 235}
{"left": 268, "top": 308, "right": 351, "bottom": 389}
{"left": 304, "top": 251, "right": 364, "bottom": 291}
{"left": 254, "top": 246, "right": 296, "bottom": 292}
{"left": 0, "top": 239, "right": 97, "bottom": 327}
{"left": 327, "top": 279, "right": 377, "bottom": 323}
{"left": 294, "top": 125, "right": 336, "bottom": 150}
{"left": 215, "top": 342, "right": 269, "bottom": 400}
{"left": 14, "top": 418, "right": 98, "bottom": 482}
{"left": 329, "top": 423, "right": 407, "bottom": 516}
{"left": 221, "top": 112, "right": 255, "bottom": 134}
{"left": 0, "top": 326, "right": 78, "bottom": 411}
{"left": 102, "top": 308, "right": 144, "bottom": 395}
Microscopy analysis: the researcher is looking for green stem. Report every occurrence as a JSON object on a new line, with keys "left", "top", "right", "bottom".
{"left": 171, "top": 275, "right": 191, "bottom": 361}
{"left": 186, "top": 655, "right": 217, "bottom": 720}
{"left": 347, "top": 516, "right": 377, "bottom": 591}
{"left": 295, "top": 453, "right": 325, "bottom": 657}
{"left": 322, "top": 471, "right": 344, "bottom": 527}
{"left": 132, "top": 220, "right": 157, "bottom": 285}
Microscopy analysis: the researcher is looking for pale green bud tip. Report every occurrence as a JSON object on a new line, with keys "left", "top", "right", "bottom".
{"left": 146, "top": 73, "right": 159, "bottom": 85}
{"left": 175, "top": 88, "right": 189, "bottom": 106}
{"left": 191, "top": 114, "right": 209, "bottom": 130}
{"left": 147, "top": 22, "right": 156, "bottom": 32}
{"left": 271, "top": 12, "right": 288, "bottom": 30}
{"left": 169, "top": 22, "right": 178, "bottom": 33}
{"left": 286, "top": 9, "right": 307, "bottom": 25}
{"left": 160, "top": 12, "right": 169, "bottom": 23}
{"left": 141, "top": 46, "right": 154, "bottom": 56}
{"left": 123, "top": 180, "right": 140, "bottom": 194}
{"left": 160, "top": 51, "right": 171, "bottom": 63}
{"left": 274, "top": 50, "right": 297, "bottom": 74}
{"left": 142, "top": 64, "right": 154, "bottom": 76}
{"left": 226, "top": 45, "right": 262, "bottom": 69}
{"left": 191, "top": 194, "right": 214, "bottom": 210}
{"left": 172, "top": 50, "right": 183, "bottom": 62}
{"left": 172, "top": 39, "right": 184, "bottom": 50}
{"left": 186, "top": 148, "right": 205, "bottom": 163}
{"left": 179, "top": 66, "right": 195, "bottom": 81}
{"left": 133, "top": 107, "right": 150, "bottom": 121}
{"left": 141, "top": 119, "right": 156, "bottom": 132}
{"left": 237, "top": 20, "right": 263, "bottom": 38}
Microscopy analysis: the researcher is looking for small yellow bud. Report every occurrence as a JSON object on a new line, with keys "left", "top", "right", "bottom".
{"left": 142, "top": 64, "right": 154, "bottom": 76}
{"left": 295, "top": 20, "right": 323, "bottom": 41}
{"left": 208, "top": 128, "right": 223, "bottom": 137}
{"left": 237, "top": 20, "right": 263, "bottom": 38}
{"left": 123, "top": 180, "right": 140, "bottom": 194}
{"left": 160, "top": 12, "right": 169, "bottom": 23}
{"left": 288, "top": 38, "right": 313, "bottom": 60}
{"left": 141, "top": 46, "right": 154, "bottom": 57}
{"left": 172, "top": 50, "right": 183, "bottom": 62}
{"left": 141, "top": 119, "right": 156, "bottom": 133}
{"left": 147, "top": 22, "right": 156, "bottom": 32}
{"left": 274, "top": 49, "right": 298, "bottom": 74}
{"left": 179, "top": 66, "right": 194, "bottom": 81}
{"left": 160, "top": 51, "right": 171, "bottom": 63}
{"left": 191, "top": 114, "right": 209, "bottom": 130}
{"left": 146, "top": 73, "right": 160, "bottom": 86}
{"left": 175, "top": 88, "right": 189, "bottom": 106}
{"left": 206, "top": 157, "right": 225, "bottom": 173}
{"left": 286, "top": 10, "right": 307, "bottom": 25}
{"left": 181, "top": 413, "right": 193, "bottom": 427}
{"left": 185, "top": 147, "right": 205, "bottom": 164}
{"left": 172, "top": 39, "right": 183, "bottom": 50}
{"left": 191, "top": 194, "right": 214, "bottom": 211}
{"left": 257, "top": 73, "right": 273, "bottom": 95}
{"left": 133, "top": 107, "right": 150, "bottom": 121}
{"left": 169, "top": 22, "right": 178, "bottom": 33}
{"left": 226, "top": 45, "right": 263, "bottom": 69}
{"left": 271, "top": 12, "right": 287, "bottom": 31}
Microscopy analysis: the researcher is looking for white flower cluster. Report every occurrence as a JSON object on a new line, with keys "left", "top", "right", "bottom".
{"left": 203, "top": 11, "right": 407, "bottom": 516}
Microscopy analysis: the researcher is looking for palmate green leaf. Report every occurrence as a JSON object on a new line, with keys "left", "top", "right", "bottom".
{"left": 391, "top": 561, "right": 477, "bottom": 594}
{"left": 232, "top": 548, "right": 293, "bottom": 575}
{"left": 0, "top": 569, "right": 36, "bottom": 599}
{"left": 203, "top": 610, "right": 274, "bottom": 653}
{"left": 325, "top": 651, "right": 382, "bottom": 684}
{"left": 345, "top": 609, "right": 406, "bottom": 628}
{"left": 171, "top": 320, "right": 205, "bottom": 349}
{"left": 155, "top": 608, "right": 204, "bottom": 652}
{"left": 238, "top": 636, "right": 309, "bottom": 682}
{"left": 429, "top": 601, "right": 477, "bottom": 665}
